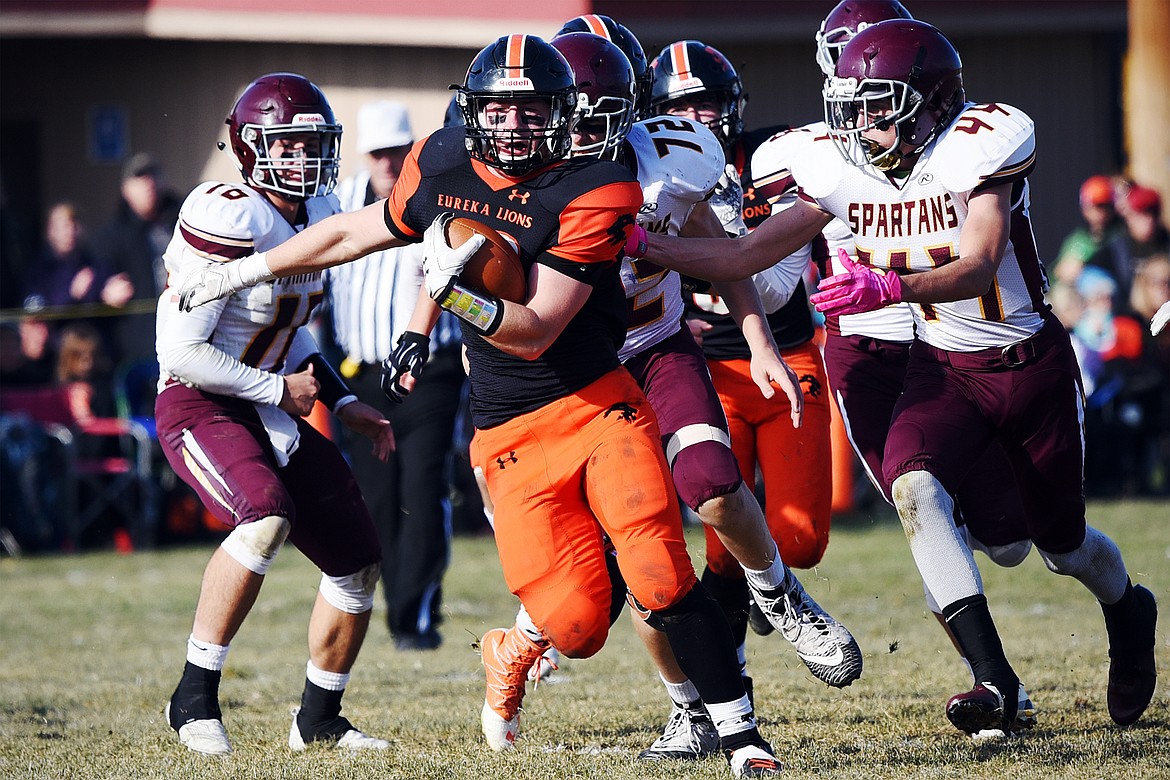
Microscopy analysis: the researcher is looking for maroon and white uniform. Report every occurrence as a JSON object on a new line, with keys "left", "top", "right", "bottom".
{"left": 618, "top": 116, "right": 743, "bottom": 511}
{"left": 758, "top": 121, "right": 1028, "bottom": 551}
{"left": 154, "top": 182, "right": 378, "bottom": 574}
{"left": 797, "top": 103, "right": 1086, "bottom": 551}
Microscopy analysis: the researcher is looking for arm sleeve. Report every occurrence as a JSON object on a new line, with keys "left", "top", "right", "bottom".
{"left": 157, "top": 298, "right": 285, "bottom": 405}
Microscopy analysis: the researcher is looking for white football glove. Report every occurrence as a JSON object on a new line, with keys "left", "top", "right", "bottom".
{"left": 178, "top": 252, "right": 274, "bottom": 311}
{"left": 1152, "top": 301, "right": 1170, "bottom": 336}
{"left": 422, "top": 213, "right": 486, "bottom": 301}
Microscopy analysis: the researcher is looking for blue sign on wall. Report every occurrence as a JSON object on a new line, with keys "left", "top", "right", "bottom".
{"left": 88, "top": 105, "right": 128, "bottom": 164}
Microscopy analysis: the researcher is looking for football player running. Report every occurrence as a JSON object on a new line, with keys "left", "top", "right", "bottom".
{"left": 627, "top": 20, "right": 1158, "bottom": 734}
{"left": 155, "top": 73, "right": 394, "bottom": 756}
{"left": 175, "top": 36, "right": 786, "bottom": 777}
{"left": 763, "top": 0, "right": 1037, "bottom": 738}
{"left": 549, "top": 31, "right": 862, "bottom": 762}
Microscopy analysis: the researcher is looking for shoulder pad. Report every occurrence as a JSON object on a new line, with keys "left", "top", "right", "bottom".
{"left": 752, "top": 123, "right": 842, "bottom": 201}
{"left": 629, "top": 117, "right": 725, "bottom": 200}
{"left": 178, "top": 182, "right": 276, "bottom": 246}
{"left": 932, "top": 103, "right": 1036, "bottom": 193}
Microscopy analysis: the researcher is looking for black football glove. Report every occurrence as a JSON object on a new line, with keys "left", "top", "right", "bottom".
{"left": 381, "top": 331, "right": 430, "bottom": 403}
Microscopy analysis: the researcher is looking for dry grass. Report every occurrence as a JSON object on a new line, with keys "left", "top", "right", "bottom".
{"left": 1, "top": 499, "right": 1167, "bottom": 779}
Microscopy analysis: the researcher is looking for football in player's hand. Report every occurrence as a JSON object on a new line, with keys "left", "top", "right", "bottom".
{"left": 445, "top": 218, "right": 527, "bottom": 303}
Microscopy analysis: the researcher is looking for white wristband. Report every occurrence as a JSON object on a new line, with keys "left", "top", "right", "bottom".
{"left": 239, "top": 251, "right": 275, "bottom": 286}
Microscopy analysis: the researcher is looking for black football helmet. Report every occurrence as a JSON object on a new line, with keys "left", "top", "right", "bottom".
{"left": 824, "top": 20, "right": 965, "bottom": 170}
{"left": 226, "top": 72, "right": 341, "bottom": 200}
{"left": 550, "top": 32, "right": 636, "bottom": 161}
{"left": 815, "top": 0, "right": 914, "bottom": 77}
{"left": 556, "top": 14, "right": 651, "bottom": 118}
{"left": 457, "top": 34, "right": 578, "bottom": 176}
{"left": 648, "top": 40, "right": 744, "bottom": 149}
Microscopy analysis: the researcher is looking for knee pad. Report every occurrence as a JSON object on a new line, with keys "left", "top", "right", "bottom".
{"left": 891, "top": 471, "right": 954, "bottom": 536}
{"left": 543, "top": 590, "right": 610, "bottom": 659}
{"left": 1038, "top": 526, "right": 1117, "bottom": 578}
{"left": 221, "top": 515, "right": 290, "bottom": 575}
{"left": 983, "top": 539, "right": 1033, "bottom": 568}
{"left": 667, "top": 426, "right": 739, "bottom": 510}
{"left": 319, "top": 562, "right": 379, "bottom": 614}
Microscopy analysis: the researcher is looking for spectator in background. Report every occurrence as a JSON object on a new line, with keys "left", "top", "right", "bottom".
{"left": 326, "top": 100, "right": 466, "bottom": 651}
{"left": 1130, "top": 253, "right": 1170, "bottom": 361}
{"left": 22, "top": 201, "right": 131, "bottom": 313}
{"left": 94, "top": 152, "right": 181, "bottom": 365}
{"left": 54, "top": 321, "right": 115, "bottom": 423}
{"left": 1053, "top": 175, "right": 1126, "bottom": 289}
{"left": 1117, "top": 186, "right": 1170, "bottom": 280}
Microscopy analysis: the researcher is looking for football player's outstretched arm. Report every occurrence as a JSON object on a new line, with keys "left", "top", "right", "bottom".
{"left": 641, "top": 198, "right": 832, "bottom": 282}
{"left": 178, "top": 201, "right": 408, "bottom": 310}
{"left": 899, "top": 183, "right": 1012, "bottom": 303}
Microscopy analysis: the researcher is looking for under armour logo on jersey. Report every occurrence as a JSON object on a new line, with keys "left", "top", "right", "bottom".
{"left": 508, "top": 189, "right": 531, "bottom": 204}
{"left": 800, "top": 374, "right": 823, "bottom": 399}
{"left": 604, "top": 403, "right": 638, "bottom": 422}
{"left": 496, "top": 451, "right": 518, "bottom": 469}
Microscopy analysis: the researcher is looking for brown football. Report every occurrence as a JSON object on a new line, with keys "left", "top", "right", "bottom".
{"left": 445, "top": 217, "right": 527, "bottom": 303}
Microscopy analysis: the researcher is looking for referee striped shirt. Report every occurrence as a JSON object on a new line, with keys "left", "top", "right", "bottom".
{"left": 327, "top": 170, "right": 460, "bottom": 365}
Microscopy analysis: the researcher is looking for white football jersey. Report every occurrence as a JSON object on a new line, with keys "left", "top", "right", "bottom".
{"left": 787, "top": 104, "right": 1045, "bottom": 351}
{"left": 619, "top": 116, "right": 725, "bottom": 361}
{"left": 752, "top": 122, "right": 914, "bottom": 342}
{"left": 156, "top": 182, "right": 340, "bottom": 402}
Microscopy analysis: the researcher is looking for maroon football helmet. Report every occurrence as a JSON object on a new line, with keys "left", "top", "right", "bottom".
{"left": 824, "top": 20, "right": 965, "bottom": 170}
{"left": 815, "top": 1, "right": 914, "bottom": 77}
{"left": 551, "top": 32, "right": 636, "bottom": 161}
{"left": 226, "top": 72, "right": 341, "bottom": 201}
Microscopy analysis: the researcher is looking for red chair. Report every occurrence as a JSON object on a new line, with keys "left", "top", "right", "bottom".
{"left": 0, "top": 384, "right": 156, "bottom": 550}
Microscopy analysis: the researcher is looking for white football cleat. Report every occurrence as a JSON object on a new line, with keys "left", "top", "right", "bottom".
{"left": 728, "top": 743, "right": 784, "bottom": 777}
{"left": 288, "top": 708, "right": 389, "bottom": 751}
{"left": 165, "top": 701, "right": 232, "bottom": 756}
{"left": 481, "top": 699, "right": 520, "bottom": 752}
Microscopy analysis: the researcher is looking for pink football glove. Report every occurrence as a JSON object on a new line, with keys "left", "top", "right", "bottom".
{"left": 810, "top": 247, "right": 904, "bottom": 316}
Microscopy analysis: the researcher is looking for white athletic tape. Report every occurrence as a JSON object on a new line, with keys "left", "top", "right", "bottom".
{"left": 664, "top": 423, "right": 731, "bottom": 465}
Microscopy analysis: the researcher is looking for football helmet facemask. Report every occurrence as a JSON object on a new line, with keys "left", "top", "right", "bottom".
{"left": 556, "top": 14, "right": 651, "bottom": 119}
{"left": 824, "top": 20, "right": 965, "bottom": 171}
{"left": 458, "top": 34, "right": 578, "bottom": 177}
{"left": 815, "top": 0, "right": 913, "bottom": 78}
{"left": 550, "top": 32, "right": 636, "bottom": 161}
{"left": 649, "top": 40, "right": 744, "bottom": 149}
{"left": 226, "top": 72, "right": 341, "bottom": 201}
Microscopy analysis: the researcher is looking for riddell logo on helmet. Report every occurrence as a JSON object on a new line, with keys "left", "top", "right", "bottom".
{"left": 291, "top": 113, "right": 326, "bottom": 124}
{"left": 497, "top": 78, "right": 534, "bottom": 90}
{"left": 671, "top": 76, "right": 704, "bottom": 91}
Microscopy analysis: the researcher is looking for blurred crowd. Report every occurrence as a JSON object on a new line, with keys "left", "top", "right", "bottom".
{"left": 1049, "top": 175, "right": 1170, "bottom": 497}
{"left": 2, "top": 158, "right": 1167, "bottom": 556}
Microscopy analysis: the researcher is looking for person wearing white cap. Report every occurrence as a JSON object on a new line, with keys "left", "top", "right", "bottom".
{"left": 326, "top": 100, "right": 467, "bottom": 650}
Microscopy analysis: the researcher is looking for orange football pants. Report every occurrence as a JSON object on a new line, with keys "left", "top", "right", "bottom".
{"left": 469, "top": 367, "right": 696, "bottom": 658}
{"left": 703, "top": 341, "right": 832, "bottom": 572}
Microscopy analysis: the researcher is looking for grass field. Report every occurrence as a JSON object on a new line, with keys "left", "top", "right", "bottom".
{"left": 1, "top": 499, "right": 1167, "bottom": 779}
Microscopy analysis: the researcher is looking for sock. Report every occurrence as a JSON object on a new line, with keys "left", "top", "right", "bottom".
{"left": 516, "top": 606, "right": 551, "bottom": 646}
{"left": 701, "top": 566, "right": 750, "bottom": 649}
{"left": 661, "top": 674, "right": 701, "bottom": 708}
{"left": 1101, "top": 580, "right": 1154, "bottom": 653}
{"left": 657, "top": 584, "right": 746, "bottom": 708}
{"left": 894, "top": 471, "right": 983, "bottom": 607}
{"left": 306, "top": 660, "right": 350, "bottom": 692}
{"left": 186, "top": 634, "right": 230, "bottom": 671}
{"left": 707, "top": 696, "right": 765, "bottom": 755}
{"left": 740, "top": 543, "right": 787, "bottom": 591}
